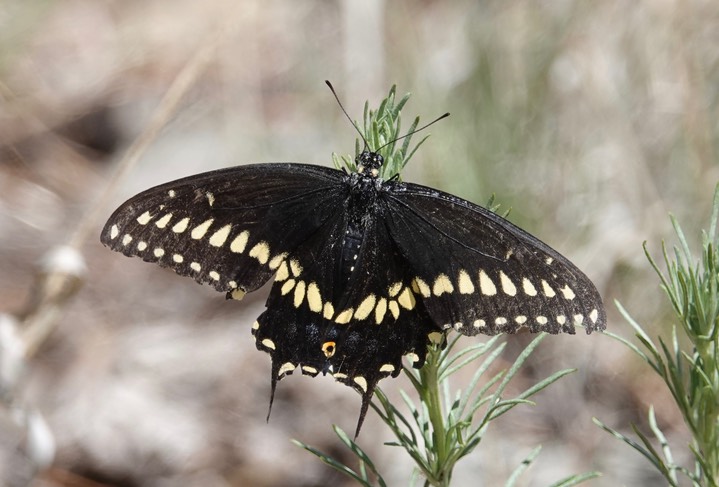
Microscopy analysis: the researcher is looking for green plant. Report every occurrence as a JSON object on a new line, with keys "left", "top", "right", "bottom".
{"left": 331, "top": 84, "right": 429, "bottom": 180}
{"left": 596, "top": 184, "right": 719, "bottom": 486}
{"left": 296, "top": 333, "right": 599, "bottom": 487}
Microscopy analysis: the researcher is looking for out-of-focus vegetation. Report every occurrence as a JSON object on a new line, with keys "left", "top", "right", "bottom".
{"left": 1, "top": 1, "right": 717, "bottom": 486}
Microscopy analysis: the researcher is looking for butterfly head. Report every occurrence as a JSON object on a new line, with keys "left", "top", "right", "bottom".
{"left": 356, "top": 150, "right": 383, "bottom": 178}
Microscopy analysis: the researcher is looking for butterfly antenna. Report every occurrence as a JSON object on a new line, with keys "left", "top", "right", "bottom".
{"left": 377, "top": 112, "right": 450, "bottom": 152}
{"left": 325, "top": 80, "right": 370, "bottom": 150}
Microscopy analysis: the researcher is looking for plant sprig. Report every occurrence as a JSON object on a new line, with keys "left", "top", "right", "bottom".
{"left": 597, "top": 183, "right": 719, "bottom": 486}
{"left": 331, "top": 85, "right": 428, "bottom": 180}
{"left": 295, "top": 333, "right": 600, "bottom": 486}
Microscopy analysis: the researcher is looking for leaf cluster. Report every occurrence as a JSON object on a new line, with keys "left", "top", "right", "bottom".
{"left": 331, "top": 85, "right": 429, "bottom": 180}
{"left": 597, "top": 183, "right": 719, "bottom": 486}
{"left": 296, "top": 334, "right": 598, "bottom": 487}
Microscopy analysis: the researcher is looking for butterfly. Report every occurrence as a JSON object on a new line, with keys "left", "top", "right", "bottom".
{"left": 101, "top": 86, "right": 605, "bottom": 436}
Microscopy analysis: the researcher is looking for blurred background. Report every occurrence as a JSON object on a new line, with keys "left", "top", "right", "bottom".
{"left": 1, "top": 0, "right": 717, "bottom": 485}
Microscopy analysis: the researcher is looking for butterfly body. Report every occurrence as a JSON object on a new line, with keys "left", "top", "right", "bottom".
{"left": 102, "top": 149, "right": 605, "bottom": 435}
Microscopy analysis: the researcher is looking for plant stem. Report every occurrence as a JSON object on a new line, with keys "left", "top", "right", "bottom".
{"left": 419, "top": 344, "right": 451, "bottom": 487}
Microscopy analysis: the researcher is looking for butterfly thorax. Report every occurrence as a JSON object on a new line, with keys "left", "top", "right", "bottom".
{"left": 344, "top": 150, "right": 386, "bottom": 218}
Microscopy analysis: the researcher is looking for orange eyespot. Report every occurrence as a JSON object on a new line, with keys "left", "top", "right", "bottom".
{"left": 322, "top": 341, "right": 336, "bottom": 358}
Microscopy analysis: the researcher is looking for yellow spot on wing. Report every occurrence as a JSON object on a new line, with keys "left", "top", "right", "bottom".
{"left": 479, "top": 270, "right": 496, "bottom": 296}
{"left": 522, "top": 278, "right": 537, "bottom": 296}
{"left": 172, "top": 217, "right": 190, "bottom": 233}
{"left": 122, "top": 234, "right": 132, "bottom": 246}
{"left": 230, "top": 288, "right": 246, "bottom": 300}
{"left": 136, "top": 211, "right": 152, "bottom": 225}
{"left": 353, "top": 376, "right": 368, "bottom": 392}
{"left": 110, "top": 225, "right": 119, "bottom": 239}
{"left": 499, "top": 271, "right": 517, "bottom": 296}
{"left": 307, "top": 282, "right": 322, "bottom": 312}
{"left": 249, "top": 242, "right": 270, "bottom": 264}
{"left": 269, "top": 253, "right": 288, "bottom": 270}
{"left": 261, "top": 338, "right": 276, "bottom": 350}
{"left": 190, "top": 262, "right": 201, "bottom": 272}
{"left": 290, "top": 259, "right": 302, "bottom": 277}
{"left": 541, "top": 280, "right": 556, "bottom": 297}
{"left": 155, "top": 213, "right": 172, "bottom": 229}
{"left": 230, "top": 231, "right": 249, "bottom": 253}
{"left": 153, "top": 248, "right": 165, "bottom": 258}
{"left": 137, "top": 241, "right": 147, "bottom": 251}
{"left": 278, "top": 362, "right": 295, "bottom": 376}
{"left": 432, "top": 274, "right": 454, "bottom": 296}
{"left": 374, "top": 298, "right": 387, "bottom": 324}
{"left": 209, "top": 224, "right": 232, "bottom": 247}
{"left": 281, "top": 279, "right": 296, "bottom": 295}
{"left": 398, "top": 287, "right": 416, "bottom": 310}
{"left": 413, "top": 277, "right": 431, "bottom": 297}
{"left": 379, "top": 364, "right": 395, "bottom": 373}
{"left": 560, "top": 284, "right": 576, "bottom": 300}
{"left": 323, "top": 302, "right": 334, "bottom": 320}
{"left": 458, "top": 270, "right": 475, "bottom": 294}
{"left": 354, "top": 294, "right": 376, "bottom": 320}
{"left": 335, "top": 308, "right": 354, "bottom": 324}
{"left": 388, "top": 300, "right": 400, "bottom": 319}
{"left": 293, "top": 280, "right": 306, "bottom": 308}
{"left": 191, "top": 219, "right": 214, "bottom": 239}
{"left": 589, "top": 309, "right": 599, "bottom": 323}
{"left": 407, "top": 352, "right": 420, "bottom": 363}
{"left": 275, "top": 261, "right": 290, "bottom": 281}
{"left": 209, "top": 271, "right": 220, "bottom": 281}
{"left": 172, "top": 254, "right": 183, "bottom": 263}
{"left": 388, "top": 282, "right": 403, "bottom": 297}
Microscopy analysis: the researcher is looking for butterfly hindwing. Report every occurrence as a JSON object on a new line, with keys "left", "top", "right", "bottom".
{"left": 383, "top": 181, "right": 606, "bottom": 336}
{"left": 101, "top": 163, "right": 345, "bottom": 296}
{"left": 253, "top": 196, "right": 438, "bottom": 435}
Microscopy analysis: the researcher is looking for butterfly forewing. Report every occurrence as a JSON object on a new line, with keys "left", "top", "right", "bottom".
{"left": 383, "top": 182, "right": 606, "bottom": 335}
{"left": 101, "top": 163, "right": 345, "bottom": 295}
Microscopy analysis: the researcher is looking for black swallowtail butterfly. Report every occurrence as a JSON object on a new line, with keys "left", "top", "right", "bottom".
{"left": 101, "top": 91, "right": 605, "bottom": 436}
